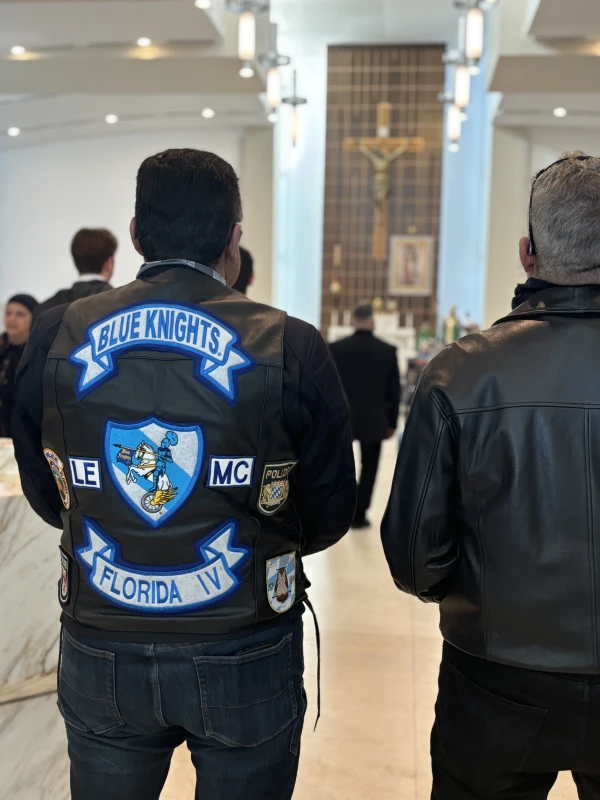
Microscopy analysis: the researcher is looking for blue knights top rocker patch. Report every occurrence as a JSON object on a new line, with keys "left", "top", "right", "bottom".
{"left": 69, "top": 302, "right": 255, "bottom": 406}
{"left": 105, "top": 417, "right": 203, "bottom": 527}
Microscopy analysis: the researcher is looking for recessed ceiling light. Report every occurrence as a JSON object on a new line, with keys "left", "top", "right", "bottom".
{"left": 239, "top": 63, "right": 255, "bottom": 79}
{"left": 195, "top": 0, "right": 212, "bottom": 8}
{"left": 105, "top": 114, "right": 119, "bottom": 124}
{"left": 201, "top": 108, "right": 215, "bottom": 119}
{"left": 268, "top": 111, "right": 278, "bottom": 124}
{"left": 448, "top": 143, "right": 460, "bottom": 153}
{"left": 10, "top": 45, "right": 25, "bottom": 56}
{"left": 137, "top": 37, "right": 152, "bottom": 48}
{"left": 553, "top": 107, "right": 567, "bottom": 118}
{"left": 7, "top": 127, "right": 21, "bottom": 137}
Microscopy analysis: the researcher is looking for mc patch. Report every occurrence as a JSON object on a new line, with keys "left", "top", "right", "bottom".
{"left": 104, "top": 417, "right": 203, "bottom": 527}
{"left": 266, "top": 552, "right": 296, "bottom": 614}
{"left": 59, "top": 547, "right": 71, "bottom": 604}
{"left": 44, "top": 449, "right": 71, "bottom": 509}
{"left": 76, "top": 518, "right": 250, "bottom": 614}
{"left": 258, "top": 461, "right": 297, "bottom": 516}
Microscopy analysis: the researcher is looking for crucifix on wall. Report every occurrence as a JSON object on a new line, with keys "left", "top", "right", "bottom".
{"left": 344, "top": 102, "right": 425, "bottom": 261}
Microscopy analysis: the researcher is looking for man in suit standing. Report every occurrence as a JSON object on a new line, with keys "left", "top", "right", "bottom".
{"left": 36, "top": 228, "right": 117, "bottom": 317}
{"left": 330, "top": 303, "right": 401, "bottom": 528}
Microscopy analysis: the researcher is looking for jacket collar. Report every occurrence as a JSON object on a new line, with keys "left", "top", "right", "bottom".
{"left": 495, "top": 282, "right": 600, "bottom": 327}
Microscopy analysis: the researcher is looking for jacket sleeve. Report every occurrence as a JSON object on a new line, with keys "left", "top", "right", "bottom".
{"left": 285, "top": 322, "right": 357, "bottom": 555}
{"left": 386, "top": 349, "right": 401, "bottom": 429}
{"left": 381, "top": 374, "right": 459, "bottom": 601}
{"left": 12, "top": 308, "right": 66, "bottom": 529}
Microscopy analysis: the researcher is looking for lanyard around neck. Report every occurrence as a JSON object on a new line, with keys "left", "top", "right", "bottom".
{"left": 137, "top": 259, "right": 227, "bottom": 287}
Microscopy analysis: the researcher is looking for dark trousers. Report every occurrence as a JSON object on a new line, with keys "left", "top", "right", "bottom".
{"left": 355, "top": 441, "right": 382, "bottom": 519}
{"left": 58, "top": 617, "right": 305, "bottom": 800}
{"left": 432, "top": 642, "right": 600, "bottom": 800}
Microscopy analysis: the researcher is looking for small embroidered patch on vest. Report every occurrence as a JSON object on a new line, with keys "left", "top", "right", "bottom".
{"left": 258, "top": 461, "right": 297, "bottom": 515}
{"left": 69, "top": 457, "right": 102, "bottom": 490}
{"left": 76, "top": 518, "right": 250, "bottom": 613}
{"left": 207, "top": 456, "right": 255, "bottom": 488}
{"left": 69, "top": 302, "right": 255, "bottom": 406}
{"left": 44, "top": 449, "right": 71, "bottom": 510}
{"left": 266, "top": 553, "right": 296, "bottom": 614}
{"left": 59, "top": 547, "right": 71, "bottom": 604}
{"left": 104, "top": 417, "right": 203, "bottom": 528}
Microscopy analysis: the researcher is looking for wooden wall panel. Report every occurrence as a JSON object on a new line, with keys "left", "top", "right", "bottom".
{"left": 321, "top": 44, "right": 445, "bottom": 332}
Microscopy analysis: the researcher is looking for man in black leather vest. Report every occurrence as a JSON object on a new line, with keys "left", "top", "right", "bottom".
{"left": 13, "top": 149, "right": 356, "bottom": 800}
{"left": 382, "top": 151, "right": 600, "bottom": 799}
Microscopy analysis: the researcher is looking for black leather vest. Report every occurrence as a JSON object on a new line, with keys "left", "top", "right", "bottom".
{"left": 42, "top": 266, "right": 304, "bottom": 635}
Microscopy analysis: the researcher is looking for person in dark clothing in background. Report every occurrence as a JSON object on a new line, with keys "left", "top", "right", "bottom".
{"left": 36, "top": 228, "right": 117, "bottom": 317}
{"left": 0, "top": 294, "right": 37, "bottom": 437}
{"left": 330, "top": 303, "right": 400, "bottom": 529}
{"left": 12, "top": 148, "right": 356, "bottom": 800}
{"left": 232, "top": 246, "right": 254, "bottom": 294}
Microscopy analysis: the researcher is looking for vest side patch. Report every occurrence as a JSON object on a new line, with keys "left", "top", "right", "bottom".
{"left": 69, "top": 302, "right": 256, "bottom": 406}
{"left": 207, "top": 456, "right": 255, "bottom": 488}
{"left": 44, "top": 449, "right": 71, "bottom": 510}
{"left": 266, "top": 553, "right": 296, "bottom": 614}
{"left": 104, "top": 417, "right": 204, "bottom": 528}
{"left": 59, "top": 547, "right": 71, "bottom": 604}
{"left": 76, "top": 518, "right": 250, "bottom": 614}
{"left": 258, "top": 461, "right": 298, "bottom": 516}
{"left": 69, "top": 457, "right": 102, "bottom": 490}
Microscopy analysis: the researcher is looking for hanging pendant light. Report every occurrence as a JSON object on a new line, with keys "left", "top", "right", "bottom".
{"left": 465, "top": 7, "right": 484, "bottom": 61}
{"left": 267, "top": 66, "right": 282, "bottom": 108}
{"left": 238, "top": 10, "right": 256, "bottom": 61}
{"left": 454, "top": 65, "right": 471, "bottom": 109}
{"left": 447, "top": 103, "right": 462, "bottom": 145}
{"left": 282, "top": 70, "right": 308, "bottom": 147}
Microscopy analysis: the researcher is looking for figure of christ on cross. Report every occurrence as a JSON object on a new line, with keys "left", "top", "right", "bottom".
{"left": 344, "top": 102, "right": 426, "bottom": 260}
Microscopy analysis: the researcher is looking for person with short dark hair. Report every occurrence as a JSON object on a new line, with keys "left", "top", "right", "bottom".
{"left": 0, "top": 294, "right": 37, "bottom": 437}
{"left": 330, "top": 302, "right": 400, "bottom": 529}
{"left": 12, "top": 149, "right": 356, "bottom": 799}
{"left": 233, "top": 246, "right": 254, "bottom": 294}
{"left": 36, "top": 228, "right": 117, "bottom": 316}
{"left": 382, "top": 152, "right": 600, "bottom": 799}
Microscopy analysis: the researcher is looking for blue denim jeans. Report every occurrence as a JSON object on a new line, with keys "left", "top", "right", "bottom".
{"left": 57, "top": 617, "right": 305, "bottom": 799}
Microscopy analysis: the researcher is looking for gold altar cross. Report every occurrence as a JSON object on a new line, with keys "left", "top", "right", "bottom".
{"left": 344, "top": 102, "right": 425, "bottom": 260}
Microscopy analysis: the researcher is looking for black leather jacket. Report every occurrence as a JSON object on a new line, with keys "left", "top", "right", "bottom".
{"left": 382, "top": 285, "right": 600, "bottom": 673}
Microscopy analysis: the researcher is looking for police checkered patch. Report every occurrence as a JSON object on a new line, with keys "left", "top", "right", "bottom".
{"left": 266, "top": 552, "right": 296, "bottom": 614}
{"left": 258, "top": 461, "right": 297, "bottom": 516}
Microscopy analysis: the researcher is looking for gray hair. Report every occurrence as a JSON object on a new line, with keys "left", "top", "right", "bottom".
{"left": 531, "top": 151, "right": 600, "bottom": 284}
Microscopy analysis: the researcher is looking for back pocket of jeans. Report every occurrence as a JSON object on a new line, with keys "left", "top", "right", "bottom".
{"left": 57, "top": 630, "right": 124, "bottom": 735}
{"left": 194, "top": 632, "right": 297, "bottom": 748}
{"left": 434, "top": 660, "right": 547, "bottom": 792}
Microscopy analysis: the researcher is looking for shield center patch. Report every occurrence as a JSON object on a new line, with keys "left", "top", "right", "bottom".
{"left": 105, "top": 417, "right": 203, "bottom": 527}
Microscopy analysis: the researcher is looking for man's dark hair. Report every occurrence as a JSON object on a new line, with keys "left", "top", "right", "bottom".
{"left": 233, "top": 247, "right": 254, "bottom": 294}
{"left": 71, "top": 228, "right": 118, "bottom": 275}
{"left": 353, "top": 302, "right": 373, "bottom": 320}
{"left": 135, "top": 149, "right": 243, "bottom": 267}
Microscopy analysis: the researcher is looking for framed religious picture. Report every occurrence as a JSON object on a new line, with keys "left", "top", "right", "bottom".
{"left": 388, "top": 235, "right": 434, "bottom": 297}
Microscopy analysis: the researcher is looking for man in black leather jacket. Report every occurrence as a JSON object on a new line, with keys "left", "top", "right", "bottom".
{"left": 382, "top": 152, "right": 600, "bottom": 799}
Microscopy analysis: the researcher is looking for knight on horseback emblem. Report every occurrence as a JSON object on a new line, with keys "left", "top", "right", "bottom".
{"left": 105, "top": 417, "right": 203, "bottom": 527}
{"left": 114, "top": 430, "right": 179, "bottom": 515}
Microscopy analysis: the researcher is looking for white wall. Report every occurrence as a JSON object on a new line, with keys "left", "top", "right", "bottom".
{"left": 0, "top": 129, "right": 244, "bottom": 304}
{"left": 240, "top": 127, "right": 273, "bottom": 305}
{"left": 484, "top": 127, "right": 531, "bottom": 327}
{"left": 529, "top": 127, "right": 600, "bottom": 173}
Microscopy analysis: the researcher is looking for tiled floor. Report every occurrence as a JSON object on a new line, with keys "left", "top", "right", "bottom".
{"left": 161, "top": 440, "right": 580, "bottom": 800}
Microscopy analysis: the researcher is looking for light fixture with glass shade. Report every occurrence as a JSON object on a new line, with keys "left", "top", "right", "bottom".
{"left": 465, "top": 7, "right": 484, "bottom": 61}
{"left": 282, "top": 70, "right": 308, "bottom": 147}
{"left": 447, "top": 103, "right": 462, "bottom": 148}
{"left": 227, "top": 1, "right": 269, "bottom": 64}
{"left": 10, "top": 45, "right": 26, "bottom": 56}
{"left": 454, "top": 64, "right": 471, "bottom": 109}
{"left": 239, "top": 62, "right": 255, "bottom": 79}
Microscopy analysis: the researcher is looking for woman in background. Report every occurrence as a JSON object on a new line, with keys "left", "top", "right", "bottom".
{"left": 0, "top": 294, "right": 38, "bottom": 437}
